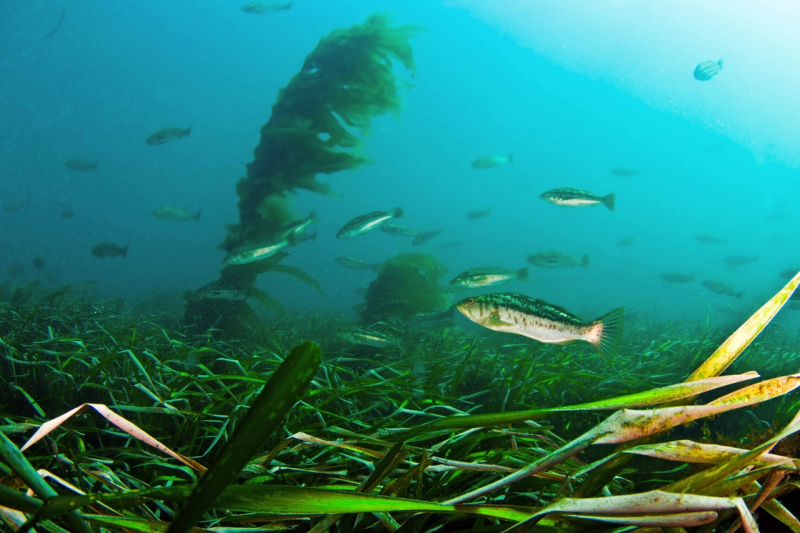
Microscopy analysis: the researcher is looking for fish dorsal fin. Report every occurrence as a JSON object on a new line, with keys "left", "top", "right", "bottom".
{"left": 487, "top": 313, "right": 513, "bottom": 327}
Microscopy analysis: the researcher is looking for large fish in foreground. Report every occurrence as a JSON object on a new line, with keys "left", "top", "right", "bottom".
{"left": 457, "top": 292, "right": 624, "bottom": 361}
{"left": 337, "top": 208, "right": 403, "bottom": 238}
{"left": 540, "top": 188, "right": 615, "bottom": 211}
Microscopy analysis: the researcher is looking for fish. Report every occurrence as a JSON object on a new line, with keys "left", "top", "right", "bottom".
{"left": 294, "top": 230, "right": 317, "bottom": 243}
{"left": 60, "top": 208, "right": 74, "bottom": 219}
{"left": 335, "top": 256, "right": 380, "bottom": 271}
{"left": 380, "top": 223, "right": 416, "bottom": 237}
{"left": 241, "top": 1, "right": 292, "bottom": 13}
{"left": 32, "top": 257, "right": 46, "bottom": 270}
{"left": 695, "top": 234, "right": 728, "bottom": 244}
{"left": 466, "top": 208, "right": 491, "bottom": 220}
{"left": 456, "top": 292, "right": 624, "bottom": 361}
{"left": 412, "top": 229, "right": 443, "bottom": 246}
{"left": 660, "top": 273, "right": 695, "bottom": 284}
{"left": 64, "top": 159, "right": 98, "bottom": 172}
{"left": 450, "top": 267, "right": 529, "bottom": 288}
{"left": 146, "top": 127, "right": 191, "bottom": 145}
{"left": 194, "top": 287, "right": 249, "bottom": 301}
{"left": 225, "top": 239, "right": 289, "bottom": 265}
{"left": 528, "top": 251, "right": 589, "bottom": 269}
{"left": 7, "top": 265, "right": 24, "bottom": 277}
{"left": 337, "top": 326, "right": 396, "bottom": 347}
{"left": 540, "top": 188, "right": 615, "bottom": 211}
{"left": 405, "top": 308, "right": 456, "bottom": 329}
{"left": 724, "top": 255, "right": 758, "bottom": 269}
{"left": 152, "top": 206, "right": 201, "bottom": 222}
{"left": 616, "top": 237, "right": 637, "bottom": 248}
{"left": 3, "top": 199, "right": 31, "bottom": 214}
{"left": 694, "top": 59, "right": 724, "bottom": 81}
{"left": 702, "top": 280, "right": 744, "bottom": 300}
{"left": 280, "top": 211, "right": 319, "bottom": 240}
{"left": 91, "top": 242, "right": 128, "bottom": 258}
{"left": 471, "top": 154, "right": 513, "bottom": 169}
{"left": 336, "top": 208, "right": 403, "bottom": 238}
{"left": 780, "top": 268, "right": 798, "bottom": 280}
{"left": 609, "top": 168, "right": 640, "bottom": 177}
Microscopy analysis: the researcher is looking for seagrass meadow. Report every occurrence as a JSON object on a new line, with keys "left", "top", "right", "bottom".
{"left": 3, "top": 275, "right": 800, "bottom": 532}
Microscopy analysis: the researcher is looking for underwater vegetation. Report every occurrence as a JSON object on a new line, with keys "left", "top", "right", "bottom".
{"left": 185, "top": 14, "right": 420, "bottom": 337}
{"left": 3, "top": 275, "right": 800, "bottom": 531}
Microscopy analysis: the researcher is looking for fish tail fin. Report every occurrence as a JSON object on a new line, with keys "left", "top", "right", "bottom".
{"left": 517, "top": 267, "right": 529, "bottom": 281}
{"left": 309, "top": 230, "right": 318, "bottom": 241}
{"left": 194, "top": 210, "right": 202, "bottom": 222}
{"left": 718, "top": 58, "right": 724, "bottom": 69}
{"left": 736, "top": 291, "right": 744, "bottom": 300}
{"left": 308, "top": 210, "right": 319, "bottom": 224}
{"left": 581, "top": 254, "right": 590, "bottom": 268}
{"left": 507, "top": 153, "right": 514, "bottom": 163}
{"left": 184, "top": 127, "right": 192, "bottom": 137}
{"left": 602, "top": 193, "right": 616, "bottom": 211}
{"left": 391, "top": 207, "right": 404, "bottom": 218}
{"left": 589, "top": 307, "right": 625, "bottom": 363}
{"left": 121, "top": 246, "right": 129, "bottom": 258}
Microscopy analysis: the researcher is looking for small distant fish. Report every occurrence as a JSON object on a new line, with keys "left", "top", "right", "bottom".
{"left": 405, "top": 308, "right": 455, "bottom": 330}
{"left": 724, "top": 255, "right": 758, "bottom": 269}
{"left": 694, "top": 59, "right": 724, "bottom": 81}
{"left": 702, "top": 280, "right": 744, "bottom": 300}
{"left": 195, "top": 287, "right": 249, "bottom": 301}
{"left": 456, "top": 292, "right": 624, "bottom": 361}
{"left": 380, "top": 223, "right": 416, "bottom": 237}
{"left": 336, "top": 256, "right": 380, "bottom": 271}
{"left": 528, "top": 251, "right": 589, "bottom": 269}
{"left": 466, "top": 208, "right": 491, "bottom": 220}
{"left": 616, "top": 237, "right": 637, "bottom": 248}
{"left": 241, "top": 1, "right": 292, "bottom": 14}
{"left": 64, "top": 159, "right": 98, "bottom": 172}
{"left": 471, "top": 154, "right": 513, "bottom": 169}
{"left": 436, "top": 241, "right": 462, "bottom": 251}
{"left": 412, "top": 229, "right": 443, "bottom": 246}
{"left": 3, "top": 199, "right": 31, "bottom": 215}
{"left": 152, "top": 206, "right": 201, "bottom": 222}
{"left": 540, "top": 188, "right": 615, "bottom": 211}
{"left": 609, "top": 168, "right": 640, "bottom": 177}
{"left": 146, "top": 127, "right": 191, "bottom": 146}
{"left": 338, "top": 326, "right": 395, "bottom": 347}
{"left": 337, "top": 208, "right": 403, "bottom": 238}
{"left": 225, "top": 240, "right": 289, "bottom": 265}
{"left": 91, "top": 242, "right": 128, "bottom": 259}
{"left": 661, "top": 273, "right": 695, "bottom": 284}
{"left": 450, "top": 267, "right": 529, "bottom": 288}
{"left": 294, "top": 230, "right": 317, "bottom": 243}
{"left": 695, "top": 234, "right": 728, "bottom": 245}
{"left": 60, "top": 207, "right": 74, "bottom": 219}
{"left": 32, "top": 257, "right": 46, "bottom": 270}
{"left": 7, "top": 265, "right": 24, "bottom": 277}
{"left": 780, "top": 268, "right": 798, "bottom": 280}
{"left": 280, "top": 211, "right": 318, "bottom": 240}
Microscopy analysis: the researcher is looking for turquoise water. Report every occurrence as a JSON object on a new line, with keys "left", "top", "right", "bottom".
{"left": 3, "top": 1, "right": 799, "bottom": 327}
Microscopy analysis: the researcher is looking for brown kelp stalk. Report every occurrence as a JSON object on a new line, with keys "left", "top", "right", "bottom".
{"left": 184, "top": 14, "right": 421, "bottom": 337}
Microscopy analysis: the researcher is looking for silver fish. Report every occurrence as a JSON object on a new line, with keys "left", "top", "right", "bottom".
{"left": 450, "top": 267, "right": 529, "bottom": 288}
{"left": 225, "top": 240, "right": 289, "bottom": 265}
{"left": 472, "top": 154, "right": 513, "bottom": 169}
{"left": 540, "top": 188, "right": 615, "bottom": 211}
{"left": 152, "top": 206, "right": 201, "bottom": 222}
{"left": 380, "top": 223, "right": 416, "bottom": 237}
{"left": 528, "top": 251, "right": 589, "bottom": 269}
{"left": 337, "top": 208, "right": 403, "bottom": 238}
{"left": 336, "top": 256, "right": 380, "bottom": 271}
{"left": 146, "top": 127, "right": 191, "bottom": 145}
{"left": 338, "top": 326, "right": 395, "bottom": 347}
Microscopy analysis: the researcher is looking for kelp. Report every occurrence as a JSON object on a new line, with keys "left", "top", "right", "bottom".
{"left": 4, "top": 277, "right": 800, "bottom": 531}
{"left": 185, "top": 14, "right": 420, "bottom": 337}
{"left": 362, "top": 252, "right": 452, "bottom": 322}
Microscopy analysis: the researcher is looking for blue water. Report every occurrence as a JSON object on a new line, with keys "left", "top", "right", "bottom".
{"left": 3, "top": 1, "right": 799, "bottom": 326}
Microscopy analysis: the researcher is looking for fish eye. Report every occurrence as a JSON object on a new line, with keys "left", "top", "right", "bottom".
{"left": 466, "top": 298, "right": 475, "bottom": 305}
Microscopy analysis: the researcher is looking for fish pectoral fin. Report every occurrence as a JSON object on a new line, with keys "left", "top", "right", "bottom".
{"left": 487, "top": 314, "right": 513, "bottom": 327}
